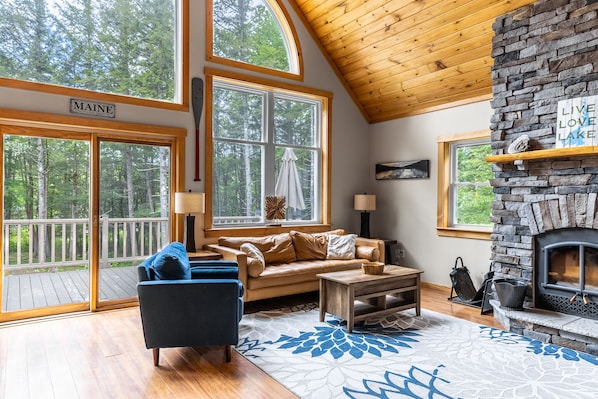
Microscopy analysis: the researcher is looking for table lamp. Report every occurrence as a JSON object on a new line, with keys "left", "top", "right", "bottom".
{"left": 174, "top": 191, "right": 205, "bottom": 252}
{"left": 354, "top": 193, "right": 376, "bottom": 238}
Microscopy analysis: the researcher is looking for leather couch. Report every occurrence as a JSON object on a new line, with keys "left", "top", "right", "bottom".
{"left": 205, "top": 230, "right": 385, "bottom": 302}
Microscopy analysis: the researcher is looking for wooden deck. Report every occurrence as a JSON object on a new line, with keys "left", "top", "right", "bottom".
{"left": 2, "top": 266, "right": 138, "bottom": 312}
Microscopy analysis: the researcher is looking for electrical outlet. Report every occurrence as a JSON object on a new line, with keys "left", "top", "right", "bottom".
{"left": 398, "top": 249, "right": 405, "bottom": 258}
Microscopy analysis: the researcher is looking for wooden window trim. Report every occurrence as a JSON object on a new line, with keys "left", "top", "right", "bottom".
{"left": 436, "top": 129, "right": 491, "bottom": 240}
{"left": 206, "top": 0, "right": 304, "bottom": 82}
{"left": 203, "top": 67, "right": 331, "bottom": 238}
{"left": 0, "top": 0, "right": 189, "bottom": 112}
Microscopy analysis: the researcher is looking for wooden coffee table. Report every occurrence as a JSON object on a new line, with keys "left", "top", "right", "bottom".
{"left": 317, "top": 265, "right": 423, "bottom": 332}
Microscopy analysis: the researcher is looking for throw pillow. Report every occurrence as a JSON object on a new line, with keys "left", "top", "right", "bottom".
{"left": 290, "top": 230, "right": 328, "bottom": 260}
{"left": 326, "top": 234, "right": 357, "bottom": 260}
{"left": 261, "top": 233, "right": 297, "bottom": 264}
{"left": 151, "top": 242, "right": 191, "bottom": 280}
{"left": 241, "top": 243, "right": 266, "bottom": 277}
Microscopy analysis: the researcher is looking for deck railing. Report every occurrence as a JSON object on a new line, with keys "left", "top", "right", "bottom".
{"left": 3, "top": 217, "right": 169, "bottom": 275}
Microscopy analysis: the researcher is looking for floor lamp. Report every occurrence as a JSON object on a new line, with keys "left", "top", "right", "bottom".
{"left": 174, "top": 191, "right": 205, "bottom": 253}
{"left": 354, "top": 194, "right": 376, "bottom": 238}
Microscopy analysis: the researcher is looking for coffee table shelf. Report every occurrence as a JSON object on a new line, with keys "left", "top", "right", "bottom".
{"left": 318, "top": 265, "right": 423, "bottom": 332}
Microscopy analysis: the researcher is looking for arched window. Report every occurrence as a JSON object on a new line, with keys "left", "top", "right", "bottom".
{"left": 207, "top": 0, "right": 303, "bottom": 80}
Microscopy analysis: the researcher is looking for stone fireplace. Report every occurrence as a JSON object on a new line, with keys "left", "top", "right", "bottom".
{"left": 488, "top": 0, "right": 598, "bottom": 353}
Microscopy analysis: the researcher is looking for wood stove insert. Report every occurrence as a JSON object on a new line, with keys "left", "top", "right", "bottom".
{"left": 535, "top": 228, "right": 598, "bottom": 320}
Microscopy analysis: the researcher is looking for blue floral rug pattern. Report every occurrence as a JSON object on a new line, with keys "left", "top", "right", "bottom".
{"left": 236, "top": 304, "right": 598, "bottom": 398}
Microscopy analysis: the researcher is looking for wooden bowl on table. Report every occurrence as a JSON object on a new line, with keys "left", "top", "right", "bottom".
{"left": 361, "top": 261, "right": 385, "bottom": 275}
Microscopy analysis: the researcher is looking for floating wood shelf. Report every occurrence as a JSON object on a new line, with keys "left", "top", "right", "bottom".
{"left": 486, "top": 146, "right": 598, "bottom": 163}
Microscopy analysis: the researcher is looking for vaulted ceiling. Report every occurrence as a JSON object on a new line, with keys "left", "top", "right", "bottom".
{"left": 290, "top": 0, "right": 537, "bottom": 123}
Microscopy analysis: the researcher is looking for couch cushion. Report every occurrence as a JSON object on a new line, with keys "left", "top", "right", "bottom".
{"left": 150, "top": 242, "right": 191, "bottom": 280}
{"left": 219, "top": 235, "right": 272, "bottom": 251}
{"left": 290, "top": 230, "right": 328, "bottom": 260}
{"left": 219, "top": 233, "right": 296, "bottom": 265}
{"left": 241, "top": 243, "right": 265, "bottom": 277}
{"left": 326, "top": 234, "right": 357, "bottom": 260}
{"left": 262, "top": 233, "right": 296, "bottom": 264}
{"left": 247, "top": 259, "right": 363, "bottom": 290}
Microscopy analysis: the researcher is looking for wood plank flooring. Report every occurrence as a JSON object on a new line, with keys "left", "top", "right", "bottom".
{"left": 0, "top": 283, "right": 501, "bottom": 399}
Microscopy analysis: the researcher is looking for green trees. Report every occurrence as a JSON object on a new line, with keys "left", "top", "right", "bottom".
{"left": 454, "top": 143, "right": 493, "bottom": 226}
{"left": 3, "top": 136, "right": 170, "bottom": 267}
{"left": 0, "top": 0, "right": 176, "bottom": 102}
{"left": 212, "top": 0, "right": 291, "bottom": 72}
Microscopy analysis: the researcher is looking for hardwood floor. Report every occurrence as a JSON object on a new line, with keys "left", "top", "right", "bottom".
{"left": 0, "top": 283, "right": 501, "bottom": 399}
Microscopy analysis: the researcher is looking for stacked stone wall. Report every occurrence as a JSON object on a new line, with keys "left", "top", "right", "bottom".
{"left": 490, "top": 0, "right": 598, "bottom": 282}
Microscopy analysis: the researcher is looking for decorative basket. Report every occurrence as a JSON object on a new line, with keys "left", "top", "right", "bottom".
{"left": 361, "top": 261, "right": 385, "bottom": 275}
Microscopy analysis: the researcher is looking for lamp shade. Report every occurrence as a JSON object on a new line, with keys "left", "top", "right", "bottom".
{"left": 354, "top": 194, "right": 376, "bottom": 212}
{"left": 174, "top": 192, "right": 205, "bottom": 214}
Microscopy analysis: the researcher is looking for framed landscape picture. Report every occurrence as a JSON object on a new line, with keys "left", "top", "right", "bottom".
{"left": 375, "top": 160, "right": 430, "bottom": 180}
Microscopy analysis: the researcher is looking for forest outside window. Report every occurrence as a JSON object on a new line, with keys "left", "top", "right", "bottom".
{"left": 437, "top": 131, "right": 493, "bottom": 240}
{"left": 206, "top": 71, "right": 331, "bottom": 232}
{"left": 0, "top": 0, "right": 187, "bottom": 109}
{"left": 208, "top": 0, "right": 302, "bottom": 80}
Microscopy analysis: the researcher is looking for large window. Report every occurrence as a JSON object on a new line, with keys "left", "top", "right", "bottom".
{"left": 205, "top": 69, "right": 330, "bottom": 233}
{"left": 0, "top": 0, "right": 187, "bottom": 109}
{"left": 207, "top": 0, "right": 302, "bottom": 80}
{"left": 437, "top": 130, "right": 493, "bottom": 240}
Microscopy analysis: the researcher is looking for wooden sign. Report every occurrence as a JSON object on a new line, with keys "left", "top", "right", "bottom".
{"left": 556, "top": 95, "right": 598, "bottom": 148}
{"left": 69, "top": 98, "right": 116, "bottom": 118}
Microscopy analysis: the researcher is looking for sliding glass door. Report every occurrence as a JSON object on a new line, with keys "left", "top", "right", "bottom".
{"left": 1, "top": 130, "right": 175, "bottom": 320}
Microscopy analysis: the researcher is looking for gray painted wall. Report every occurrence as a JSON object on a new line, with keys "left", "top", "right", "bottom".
{"left": 369, "top": 101, "right": 494, "bottom": 287}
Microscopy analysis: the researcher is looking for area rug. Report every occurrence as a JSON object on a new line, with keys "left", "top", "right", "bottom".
{"left": 236, "top": 303, "right": 598, "bottom": 398}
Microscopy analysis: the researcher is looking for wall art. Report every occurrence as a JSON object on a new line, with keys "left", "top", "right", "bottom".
{"left": 375, "top": 160, "right": 430, "bottom": 180}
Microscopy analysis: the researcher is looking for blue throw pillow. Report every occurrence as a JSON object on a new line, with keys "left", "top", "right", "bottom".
{"left": 150, "top": 242, "right": 191, "bottom": 280}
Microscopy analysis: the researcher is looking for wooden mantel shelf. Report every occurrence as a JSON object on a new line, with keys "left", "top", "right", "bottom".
{"left": 486, "top": 146, "right": 598, "bottom": 163}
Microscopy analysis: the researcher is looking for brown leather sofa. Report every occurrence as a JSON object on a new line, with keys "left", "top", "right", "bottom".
{"left": 204, "top": 230, "right": 385, "bottom": 302}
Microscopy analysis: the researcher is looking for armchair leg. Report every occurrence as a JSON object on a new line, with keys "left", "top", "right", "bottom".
{"left": 225, "top": 345, "right": 232, "bottom": 362}
{"left": 153, "top": 348, "right": 160, "bottom": 366}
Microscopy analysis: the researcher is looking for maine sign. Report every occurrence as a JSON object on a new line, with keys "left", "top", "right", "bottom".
{"left": 556, "top": 95, "right": 598, "bottom": 148}
{"left": 69, "top": 98, "right": 116, "bottom": 119}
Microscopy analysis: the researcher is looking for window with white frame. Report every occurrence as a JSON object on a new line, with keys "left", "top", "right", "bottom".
{"left": 449, "top": 139, "right": 493, "bottom": 228}
{"left": 210, "top": 78, "right": 321, "bottom": 227}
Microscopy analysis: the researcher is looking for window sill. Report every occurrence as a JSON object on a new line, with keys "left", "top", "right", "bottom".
{"left": 436, "top": 227, "right": 491, "bottom": 240}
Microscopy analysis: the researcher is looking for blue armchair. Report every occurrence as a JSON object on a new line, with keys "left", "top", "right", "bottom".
{"left": 137, "top": 242, "right": 244, "bottom": 366}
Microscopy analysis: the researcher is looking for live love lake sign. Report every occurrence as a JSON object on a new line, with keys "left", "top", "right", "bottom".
{"left": 69, "top": 98, "right": 116, "bottom": 119}
{"left": 556, "top": 95, "right": 598, "bottom": 148}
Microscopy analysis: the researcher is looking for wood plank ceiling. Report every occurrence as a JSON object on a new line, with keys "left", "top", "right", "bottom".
{"left": 291, "top": 0, "right": 537, "bottom": 123}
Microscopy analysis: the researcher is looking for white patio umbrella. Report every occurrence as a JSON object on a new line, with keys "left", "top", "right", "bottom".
{"left": 275, "top": 148, "right": 305, "bottom": 210}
